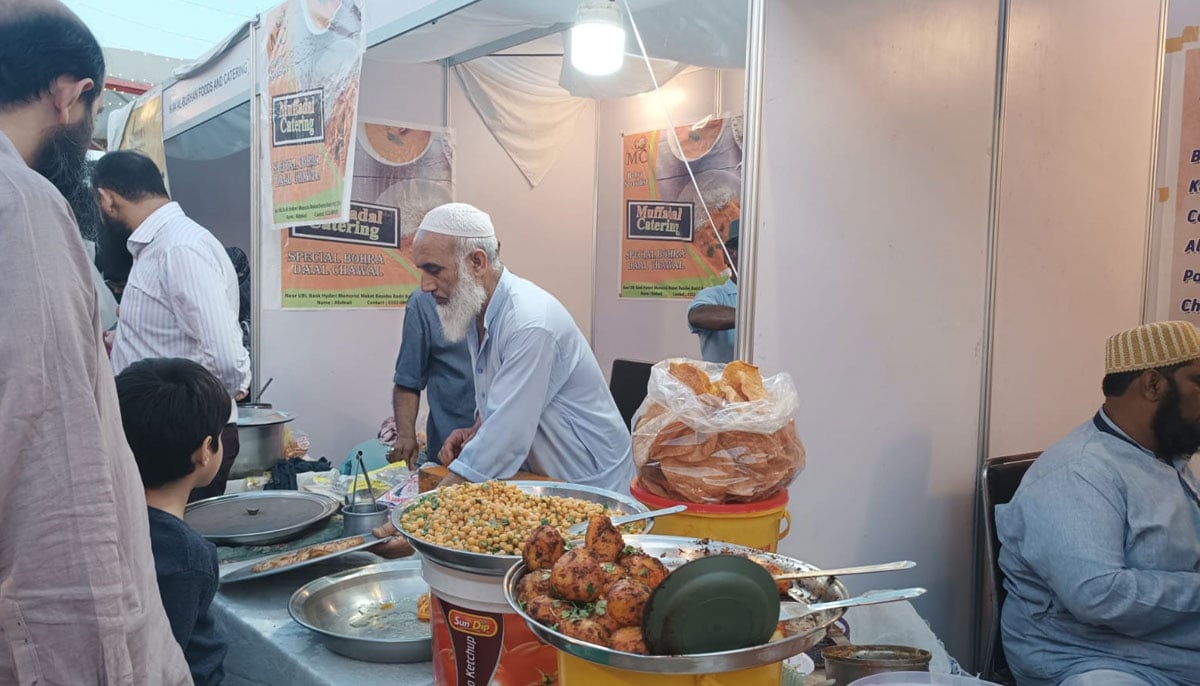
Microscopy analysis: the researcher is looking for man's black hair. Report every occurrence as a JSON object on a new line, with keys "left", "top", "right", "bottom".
{"left": 1102, "top": 362, "right": 1188, "bottom": 398}
{"left": 116, "top": 358, "right": 231, "bottom": 489}
{"left": 0, "top": 9, "right": 105, "bottom": 110}
{"left": 92, "top": 150, "right": 170, "bottom": 202}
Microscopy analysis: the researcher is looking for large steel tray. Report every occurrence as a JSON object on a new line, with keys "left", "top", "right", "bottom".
{"left": 392, "top": 481, "right": 651, "bottom": 576}
{"left": 502, "top": 534, "right": 850, "bottom": 674}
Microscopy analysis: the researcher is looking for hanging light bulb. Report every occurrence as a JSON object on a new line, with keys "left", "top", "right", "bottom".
{"left": 570, "top": 0, "right": 625, "bottom": 76}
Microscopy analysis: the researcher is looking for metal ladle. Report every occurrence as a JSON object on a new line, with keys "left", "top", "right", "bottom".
{"left": 565, "top": 505, "right": 688, "bottom": 537}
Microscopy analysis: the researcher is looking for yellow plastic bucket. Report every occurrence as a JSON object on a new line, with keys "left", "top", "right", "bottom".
{"left": 630, "top": 480, "right": 791, "bottom": 552}
{"left": 558, "top": 652, "right": 782, "bottom": 685}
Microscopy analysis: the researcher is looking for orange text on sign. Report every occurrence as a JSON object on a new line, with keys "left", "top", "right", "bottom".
{"left": 448, "top": 610, "right": 499, "bottom": 638}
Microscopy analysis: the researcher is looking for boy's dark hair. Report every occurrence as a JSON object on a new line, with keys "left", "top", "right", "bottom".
{"left": 116, "top": 358, "right": 231, "bottom": 489}
{"left": 92, "top": 151, "right": 170, "bottom": 202}
{"left": 0, "top": 9, "right": 105, "bottom": 110}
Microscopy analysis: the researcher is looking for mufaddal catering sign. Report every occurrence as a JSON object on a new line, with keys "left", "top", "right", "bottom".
{"left": 258, "top": 0, "right": 364, "bottom": 229}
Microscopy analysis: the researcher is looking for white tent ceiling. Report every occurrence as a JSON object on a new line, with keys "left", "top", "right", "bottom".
{"left": 367, "top": 0, "right": 748, "bottom": 70}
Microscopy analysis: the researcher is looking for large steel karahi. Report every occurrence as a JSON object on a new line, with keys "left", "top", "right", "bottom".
{"left": 392, "top": 481, "right": 652, "bottom": 575}
{"left": 502, "top": 534, "right": 851, "bottom": 674}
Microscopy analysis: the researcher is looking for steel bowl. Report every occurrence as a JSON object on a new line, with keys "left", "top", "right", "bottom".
{"left": 391, "top": 481, "right": 652, "bottom": 576}
{"left": 502, "top": 534, "right": 851, "bottom": 674}
{"left": 288, "top": 560, "right": 431, "bottom": 663}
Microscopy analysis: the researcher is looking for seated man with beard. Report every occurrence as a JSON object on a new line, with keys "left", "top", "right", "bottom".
{"left": 409, "top": 203, "right": 635, "bottom": 494}
{"left": 996, "top": 320, "right": 1200, "bottom": 686}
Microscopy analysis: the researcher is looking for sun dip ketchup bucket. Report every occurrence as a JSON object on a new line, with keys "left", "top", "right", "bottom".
{"left": 423, "top": 557, "right": 558, "bottom": 685}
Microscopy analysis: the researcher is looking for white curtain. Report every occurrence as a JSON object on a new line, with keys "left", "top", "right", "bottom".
{"left": 455, "top": 56, "right": 591, "bottom": 188}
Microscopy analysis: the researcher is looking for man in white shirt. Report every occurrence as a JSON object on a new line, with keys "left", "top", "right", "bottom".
{"left": 94, "top": 150, "right": 251, "bottom": 500}
{"left": 413, "top": 203, "right": 635, "bottom": 493}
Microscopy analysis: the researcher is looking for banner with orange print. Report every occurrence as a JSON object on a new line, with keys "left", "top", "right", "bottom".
{"left": 620, "top": 114, "right": 743, "bottom": 299}
{"left": 281, "top": 120, "right": 454, "bottom": 308}
{"left": 259, "top": 0, "right": 364, "bottom": 228}
{"left": 118, "top": 91, "right": 169, "bottom": 188}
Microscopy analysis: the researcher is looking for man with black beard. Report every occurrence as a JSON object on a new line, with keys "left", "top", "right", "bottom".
{"left": 996, "top": 321, "right": 1200, "bottom": 686}
{"left": 0, "top": 1, "right": 191, "bottom": 683}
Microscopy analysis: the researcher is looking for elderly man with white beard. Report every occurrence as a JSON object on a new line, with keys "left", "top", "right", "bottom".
{"left": 409, "top": 202, "right": 635, "bottom": 493}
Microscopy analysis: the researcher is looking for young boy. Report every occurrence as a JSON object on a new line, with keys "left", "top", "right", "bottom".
{"left": 116, "top": 358, "right": 230, "bottom": 685}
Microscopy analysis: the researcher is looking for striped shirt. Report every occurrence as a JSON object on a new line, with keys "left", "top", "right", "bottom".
{"left": 111, "top": 202, "right": 250, "bottom": 419}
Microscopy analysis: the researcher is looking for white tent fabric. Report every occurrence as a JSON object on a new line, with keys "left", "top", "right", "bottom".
{"left": 455, "top": 56, "right": 592, "bottom": 187}
{"left": 368, "top": 0, "right": 745, "bottom": 70}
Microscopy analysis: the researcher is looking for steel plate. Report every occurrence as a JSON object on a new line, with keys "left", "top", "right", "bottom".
{"left": 392, "top": 481, "right": 651, "bottom": 576}
{"left": 185, "top": 491, "right": 339, "bottom": 545}
{"left": 289, "top": 560, "right": 431, "bottom": 663}
{"left": 502, "top": 534, "right": 851, "bottom": 674}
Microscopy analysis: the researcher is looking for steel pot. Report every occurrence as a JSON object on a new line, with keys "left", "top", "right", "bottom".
{"left": 232, "top": 407, "right": 294, "bottom": 478}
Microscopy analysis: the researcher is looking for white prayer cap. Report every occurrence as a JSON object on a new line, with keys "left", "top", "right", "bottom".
{"left": 417, "top": 203, "right": 495, "bottom": 238}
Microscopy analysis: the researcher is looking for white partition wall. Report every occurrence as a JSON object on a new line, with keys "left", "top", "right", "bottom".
{"left": 750, "top": 0, "right": 1001, "bottom": 661}
{"left": 987, "top": 0, "right": 1161, "bottom": 459}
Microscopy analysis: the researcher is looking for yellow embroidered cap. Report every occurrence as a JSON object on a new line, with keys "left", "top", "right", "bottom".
{"left": 1105, "top": 320, "right": 1200, "bottom": 374}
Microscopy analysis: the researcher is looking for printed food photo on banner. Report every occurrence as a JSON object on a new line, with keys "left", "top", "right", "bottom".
{"left": 281, "top": 120, "right": 455, "bottom": 308}
{"left": 260, "top": 0, "right": 365, "bottom": 228}
{"left": 621, "top": 114, "right": 743, "bottom": 299}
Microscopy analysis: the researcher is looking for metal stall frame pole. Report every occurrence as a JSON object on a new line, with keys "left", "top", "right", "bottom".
{"left": 1141, "top": 0, "right": 1170, "bottom": 324}
{"left": 249, "top": 16, "right": 263, "bottom": 400}
{"left": 969, "top": 0, "right": 1009, "bottom": 674}
{"left": 735, "top": 0, "right": 766, "bottom": 363}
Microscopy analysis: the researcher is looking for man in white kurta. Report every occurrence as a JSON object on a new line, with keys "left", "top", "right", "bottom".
{"left": 0, "top": 3, "right": 190, "bottom": 683}
{"left": 413, "top": 203, "right": 635, "bottom": 494}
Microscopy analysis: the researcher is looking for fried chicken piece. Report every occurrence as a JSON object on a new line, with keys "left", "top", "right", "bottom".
{"left": 605, "top": 578, "right": 652, "bottom": 627}
{"left": 609, "top": 626, "right": 649, "bottom": 654}
{"left": 516, "top": 570, "right": 554, "bottom": 606}
{"left": 522, "top": 525, "right": 566, "bottom": 572}
{"left": 619, "top": 553, "right": 669, "bottom": 591}
{"left": 550, "top": 548, "right": 607, "bottom": 602}
{"left": 559, "top": 618, "right": 611, "bottom": 646}
{"left": 585, "top": 516, "right": 624, "bottom": 563}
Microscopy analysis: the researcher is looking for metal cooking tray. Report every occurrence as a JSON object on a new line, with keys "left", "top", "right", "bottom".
{"left": 502, "top": 534, "right": 851, "bottom": 674}
{"left": 220, "top": 533, "right": 380, "bottom": 584}
{"left": 185, "top": 491, "right": 339, "bottom": 545}
{"left": 391, "top": 481, "right": 651, "bottom": 576}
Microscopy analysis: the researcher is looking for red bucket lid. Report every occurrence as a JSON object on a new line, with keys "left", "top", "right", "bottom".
{"left": 630, "top": 479, "right": 789, "bottom": 514}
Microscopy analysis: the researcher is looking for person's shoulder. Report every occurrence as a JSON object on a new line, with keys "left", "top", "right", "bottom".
{"left": 1019, "top": 420, "right": 1127, "bottom": 497}
{"left": 148, "top": 508, "right": 219, "bottom": 577}
{"left": 0, "top": 155, "right": 72, "bottom": 221}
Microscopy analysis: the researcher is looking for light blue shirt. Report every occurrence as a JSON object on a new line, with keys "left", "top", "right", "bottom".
{"left": 996, "top": 410, "right": 1200, "bottom": 686}
{"left": 450, "top": 269, "right": 635, "bottom": 494}
{"left": 393, "top": 291, "right": 476, "bottom": 462}
{"left": 688, "top": 279, "right": 737, "bottom": 363}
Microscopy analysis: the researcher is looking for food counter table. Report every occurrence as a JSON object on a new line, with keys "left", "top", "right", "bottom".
{"left": 213, "top": 552, "right": 434, "bottom": 686}
{"left": 212, "top": 551, "right": 954, "bottom": 686}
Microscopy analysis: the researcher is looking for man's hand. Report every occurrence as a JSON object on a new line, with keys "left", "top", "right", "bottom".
{"left": 438, "top": 426, "right": 477, "bottom": 465}
{"left": 369, "top": 522, "right": 415, "bottom": 559}
{"left": 388, "top": 435, "right": 420, "bottom": 469}
{"left": 235, "top": 390, "right": 249, "bottom": 401}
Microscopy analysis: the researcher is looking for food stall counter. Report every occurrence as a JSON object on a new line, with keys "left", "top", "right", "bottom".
{"left": 213, "top": 552, "right": 434, "bottom": 686}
